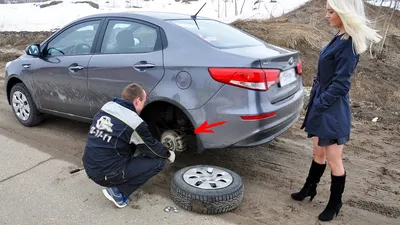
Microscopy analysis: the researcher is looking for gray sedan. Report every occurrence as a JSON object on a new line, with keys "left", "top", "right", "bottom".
{"left": 4, "top": 11, "right": 304, "bottom": 153}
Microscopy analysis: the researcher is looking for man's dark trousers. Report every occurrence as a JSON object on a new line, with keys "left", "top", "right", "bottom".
{"left": 89, "top": 156, "right": 166, "bottom": 196}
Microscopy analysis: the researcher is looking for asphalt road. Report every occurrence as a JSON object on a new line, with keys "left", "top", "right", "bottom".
{"left": 0, "top": 133, "right": 255, "bottom": 225}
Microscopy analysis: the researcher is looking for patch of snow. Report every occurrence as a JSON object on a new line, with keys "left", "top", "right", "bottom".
{"left": 0, "top": 0, "right": 312, "bottom": 32}
{"left": 219, "top": 0, "right": 311, "bottom": 23}
{"left": 366, "top": 0, "right": 400, "bottom": 10}
{"left": 0, "top": 2, "right": 100, "bottom": 31}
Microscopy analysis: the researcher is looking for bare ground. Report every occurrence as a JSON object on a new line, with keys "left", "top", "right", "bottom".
{"left": 0, "top": 64, "right": 399, "bottom": 224}
{"left": 0, "top": 0, "right": 399, "bottom": 223}
{"left": 0, "top": 77, "right": 398, "bottom": 224}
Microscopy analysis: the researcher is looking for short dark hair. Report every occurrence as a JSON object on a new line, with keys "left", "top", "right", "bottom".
{"left": 121, "top": 83, "right": 145, "bottom": 101}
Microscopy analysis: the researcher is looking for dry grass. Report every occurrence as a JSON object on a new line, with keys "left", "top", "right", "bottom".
{"left": 0, "top": 31, "right": 53, "bottom": 50}
{"left": 39, "top": 1, "right": 63, "bottom": 8}
{"left": 0, "top": 63, "right": 4, "bottom": 80}
{"left": 232, "top": 19, "right": 331, "bottom": 85}
{"left": 282, "top": 0, "right": 400, "bottom": 62}
{"left": 0, "top": 31, "right": 51, "bottom": 63}
{"left": 232, "top": 19, "right": 330, "bottom": 50}
{"left": 73, "top": 1, "right": 100, "bottom": 9}
{"left": 0, "top": 51, "right": 21, "bottom": 63}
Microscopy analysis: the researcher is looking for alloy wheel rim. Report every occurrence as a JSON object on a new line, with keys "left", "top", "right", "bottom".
{"left": 12, "top": 91, "right": 31, "bottom": 121}
{"left": 182, "top": 166, "right": 233, "bottom": 190}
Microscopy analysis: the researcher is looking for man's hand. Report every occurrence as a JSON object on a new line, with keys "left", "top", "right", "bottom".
{"left": 168, "top": 150, "right": 176, "bottom": 163}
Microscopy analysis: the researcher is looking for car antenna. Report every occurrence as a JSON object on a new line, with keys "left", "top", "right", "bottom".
{"left": 191, "top": 2, "right": 206, "bottom": 30}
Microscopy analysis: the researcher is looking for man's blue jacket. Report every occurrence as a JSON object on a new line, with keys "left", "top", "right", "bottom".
{"left": 82, "top": 97, "right": 170, "bottom": 177}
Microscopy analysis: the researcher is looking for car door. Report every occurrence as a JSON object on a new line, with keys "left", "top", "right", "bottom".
{"left": 87, "top": 18, "right": 165, "bottom": 116}
{"left": 32, "top": 19, "right": 102, "bottom": 119}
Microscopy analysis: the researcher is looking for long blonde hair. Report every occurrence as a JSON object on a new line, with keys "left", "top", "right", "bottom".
{"left": 327, "top": 0, "right": 382, "bottom": 55}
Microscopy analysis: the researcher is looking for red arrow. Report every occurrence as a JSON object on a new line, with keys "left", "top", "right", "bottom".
{"left": 194, "top": 121, "right": 228, "bottom": 134}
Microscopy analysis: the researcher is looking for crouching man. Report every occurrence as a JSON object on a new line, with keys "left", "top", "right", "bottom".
{"left": 82, "top": 83, "right": 175, "bottom": 208}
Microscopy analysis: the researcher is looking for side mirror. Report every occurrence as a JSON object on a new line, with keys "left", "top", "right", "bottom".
{"left": 26, "top": 44, "right": 41, "bottom": 57}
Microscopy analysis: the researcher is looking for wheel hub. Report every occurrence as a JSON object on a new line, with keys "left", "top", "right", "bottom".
{"left": 11, "top": 91, "right": 30, "bottom": 121}
{"left": 182, "top": 166, "right": 233, "bottom": 189}
{"left": 160, "top": 130, "right": 188, "bottom": 153}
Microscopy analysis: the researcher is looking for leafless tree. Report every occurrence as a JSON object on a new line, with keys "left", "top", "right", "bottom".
{"left": 240, "top": 0, "right": 246, "bottom": 14}
{"left": 367, "top": 0, "right": 399, "bottom": 59}
{"left": 234, "top": 0, "right": 238, "bottom": 15}
{"left": 377, "top": 0, "right": 399, "bottom": 59}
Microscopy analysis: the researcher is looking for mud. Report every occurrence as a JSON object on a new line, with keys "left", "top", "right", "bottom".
{"left": 346, "top": 199, "right": 400, "bottom": 219}
{"left": 0, "top": 72, "right": 398, "bottom": 224}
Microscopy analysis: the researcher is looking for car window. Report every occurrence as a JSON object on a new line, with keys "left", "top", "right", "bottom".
{"left": 46, "top": 20, "right": 101, "bottom": 57}
{"left": 167, "top": 19, "right": 264, "bottom": 48}
{"left": 100, "top": 20, "right": 159, "bottom": 54}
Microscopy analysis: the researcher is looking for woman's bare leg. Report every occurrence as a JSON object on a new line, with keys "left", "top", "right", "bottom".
{"left": 313, "top": 137, "right": 326, "bottom": 164}
{"left": 326, "top": 144, "right": 344, "bottom": 176}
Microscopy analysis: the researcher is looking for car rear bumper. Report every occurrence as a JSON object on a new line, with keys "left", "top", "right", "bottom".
{"left": 188, "top": 82, "right": 304, "bottom": 150}
{"left": 231, "top": 111, "right": 300, "bottom": 147}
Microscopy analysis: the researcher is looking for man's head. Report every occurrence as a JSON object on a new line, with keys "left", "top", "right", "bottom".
{"left": 121, "top": 83, "right": 147, "bottom": 114}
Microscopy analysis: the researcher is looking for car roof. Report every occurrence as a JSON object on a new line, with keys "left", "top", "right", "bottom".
{"left": 79, "top": 11, "right": 211, "bottom": 21}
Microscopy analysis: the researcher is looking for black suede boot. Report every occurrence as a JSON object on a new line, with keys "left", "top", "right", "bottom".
{"left": 318, "top": 172, "right": 346, "bottom": 221}
{"left": 291, "top": 160, "right": 326, "bottom": 202}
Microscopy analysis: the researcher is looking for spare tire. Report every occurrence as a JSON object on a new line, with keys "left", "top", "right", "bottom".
{"left": 171, "top": 165, "right": 244, "bottom": 214}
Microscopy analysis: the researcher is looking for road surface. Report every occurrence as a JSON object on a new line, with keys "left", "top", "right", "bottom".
{"left": 0, "top": 79, "right": 399, "bottom": 225}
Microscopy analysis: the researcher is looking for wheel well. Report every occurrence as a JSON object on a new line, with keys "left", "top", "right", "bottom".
{"left": 6, "top": 77, "right": 22, "bottom": 104}
{"left": 141, "top": 101, "right": 195, "bottom": 139}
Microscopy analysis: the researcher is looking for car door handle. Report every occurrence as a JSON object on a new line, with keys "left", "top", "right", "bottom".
{"left": 134, "top": 63, "right": 154, "bottom": 68}
{"left": 22, "top": 64, "right": 31, "bottom": 69}
{"left": 69, "top": 65, "right": 84, "bottom": 72}
{"left": 133, "top": 61, "right": 155, "bottom": 71}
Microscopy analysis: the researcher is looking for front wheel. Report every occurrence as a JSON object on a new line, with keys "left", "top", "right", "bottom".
{"left": 10, "top": 83, "right": 44, "bottom": 127}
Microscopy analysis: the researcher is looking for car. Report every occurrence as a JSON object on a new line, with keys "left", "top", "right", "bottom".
{"left": 4, "top": 11, "right": 304, "bottom": 154}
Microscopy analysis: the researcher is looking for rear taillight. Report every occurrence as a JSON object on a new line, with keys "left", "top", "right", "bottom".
{"left": 296, "top": 59, "right": 303, "bottom": 75}
{"left": 208, "top": 68, "right": 280, "bottom": 91}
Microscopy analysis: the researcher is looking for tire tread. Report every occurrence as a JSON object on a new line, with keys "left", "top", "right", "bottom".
{"left": 10, "top": 83, "right": 44, "bottom": 127}
{"left": 170, "top": 166, "right": 244, "bottom": 214}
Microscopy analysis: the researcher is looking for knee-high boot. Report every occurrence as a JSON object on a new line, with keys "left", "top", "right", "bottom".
{"left": 318, "top": 172, "right": 346, "bottom": 221}
{"left": 291, "top": 160, "right": 326, "bottom": 202}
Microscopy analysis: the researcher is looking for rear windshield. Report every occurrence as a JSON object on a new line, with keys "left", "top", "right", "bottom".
{"left": 167, "top": 19, "right": 264, "bottom": 48}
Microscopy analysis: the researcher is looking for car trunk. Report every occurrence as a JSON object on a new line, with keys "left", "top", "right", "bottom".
{"left": 220, "top": 44, "right": 302, "bottom": 104}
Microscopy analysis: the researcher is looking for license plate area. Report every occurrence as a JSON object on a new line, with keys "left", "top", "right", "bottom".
{"left": 279, "top": 68, "right": 296, "bottom": 87}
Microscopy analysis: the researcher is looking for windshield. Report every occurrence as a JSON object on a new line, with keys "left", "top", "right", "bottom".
{"left": 167, "top": 19, "right": 264, "bottom": 48}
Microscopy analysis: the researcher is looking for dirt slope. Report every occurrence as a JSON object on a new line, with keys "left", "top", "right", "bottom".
{"left": 232, "top": 0, "right": 400, "bottom": 131}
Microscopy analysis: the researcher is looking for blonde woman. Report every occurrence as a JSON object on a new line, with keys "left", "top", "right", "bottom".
{"left": 292, "top": 0, "right": 382, "bottom": 221}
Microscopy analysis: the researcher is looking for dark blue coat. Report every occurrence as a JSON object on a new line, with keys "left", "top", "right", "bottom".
{"left": 301, "top": 33, "right": 360, "bottom": 139}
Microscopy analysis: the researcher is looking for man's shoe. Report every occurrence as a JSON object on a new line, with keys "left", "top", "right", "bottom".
{"left": 102, "top": 187, "right": 129, "bottom": 208}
